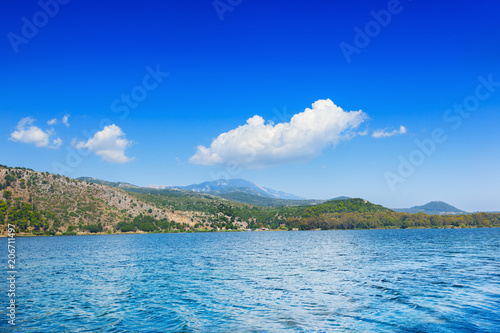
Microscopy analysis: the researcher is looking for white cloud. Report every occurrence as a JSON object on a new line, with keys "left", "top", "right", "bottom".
{"left": 52, "top": 138, "right": 63, "bottom": 148}
{"left": 372, "top": 125, "right": 407, "bottom": 138}
{"left": 62, "top": 114, "right": 70, "bottom": 127}
{"left": 74, "top": 124, "right": 133, "bottom": 163}
{"left": 189, "top": 99, "right": 367, "bottom": 168}
{"left": 9, "top": 117, "right": 62, "bottom": 149}
{"left": 47, "top": 114, "right": 70, "bottom": 126}
{"left": 357, "top": 129, "right": 369, "bottom": 136}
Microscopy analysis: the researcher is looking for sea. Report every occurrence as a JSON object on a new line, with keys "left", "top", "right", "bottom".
{"left": 1, "top": 228, "right": 499, "bottom": 332}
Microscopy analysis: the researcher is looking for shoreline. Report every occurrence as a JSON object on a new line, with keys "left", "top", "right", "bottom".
{"left": 2, "top": 225, "right": 498, "bottom": 237}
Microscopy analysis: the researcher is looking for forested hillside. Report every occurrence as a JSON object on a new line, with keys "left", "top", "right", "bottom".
{"left": 284, "top": 211, "right": 500, "bottom": 230}
{"left": 133, "top": 189, "right": 500, "bottom": 231}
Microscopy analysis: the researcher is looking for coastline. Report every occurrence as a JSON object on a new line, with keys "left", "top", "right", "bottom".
{"left": 2, "top": 225, "right": 498, "bottom": 237}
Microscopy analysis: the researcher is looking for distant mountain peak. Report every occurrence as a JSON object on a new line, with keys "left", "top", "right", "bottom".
{"left": 330, "top": 196, "right": 351, "bottom": 201}
{"left": 411, "top": 201, "right": 464, "bottom": 212}
{"left": 175, "top": 178, "right": 305, "bottom": 200}
{"left": 394, "top": 201, "right": 465, "bottom": 215}
{"left": 147, "top": 184, "right": 174, "bottom": 190}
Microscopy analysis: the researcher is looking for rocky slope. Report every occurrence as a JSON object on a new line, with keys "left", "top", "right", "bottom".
{"left": 0, "top": 166, "right": 197, "bottom": 234}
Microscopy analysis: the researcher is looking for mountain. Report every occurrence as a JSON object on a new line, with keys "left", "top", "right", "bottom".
{"left": 330, "top": 196, "right": 351, "bottom": 201}
{"left": 394, "top": 201, "right": 465, "bottom": 215}
{"left": 87, "top": 177, "right": 350, "bottom": 207}
{"left": 79, "top": 176, "right": 354, "bottom": 207}
{"left": 173, "top": 178, "right": 305, "bottom": 200}
{"left": 147, "top": 184, "right": 174, "bottom": 190}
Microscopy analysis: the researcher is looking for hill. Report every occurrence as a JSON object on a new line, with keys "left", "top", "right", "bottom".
{"left": 394, "top": 201, "right": 465, "bottom": 215}
{"left": 330, "top": 196, "right": 351, "bottom": 201}
{"left": 280, "top": 198, "right": 391, "bottom": 218}
{"left": 0, "top": 166, "right": 198, "bottom": 235}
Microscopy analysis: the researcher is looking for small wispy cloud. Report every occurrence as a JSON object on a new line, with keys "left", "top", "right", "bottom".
{"left": 47, "top": 114, "right": 70, "bottom": 127}
{"left": 62, "top": 114, "right": 70, "bottom": 127}
{"left": 9, "top": 117, "right": 62, "bottom": 149}
{"left": 372, "top": 125, "right": 407, "bottom": 138}
{"left": 358, "top": 129, "right": 369, "bottom": 136}
{"left": 74, "top": 124, "right": 133, "bottom": 163}
{"left": 52, "top": 137, "right": 63, "bottom": 148}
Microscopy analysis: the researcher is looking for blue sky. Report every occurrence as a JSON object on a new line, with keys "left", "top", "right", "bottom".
{"left": 1, "top": 0, "right": 499, "bottom": 211}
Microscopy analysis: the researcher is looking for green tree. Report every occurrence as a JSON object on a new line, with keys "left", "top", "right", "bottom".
{"left": 3, "top": 191, "right": 12, "bottom": 201}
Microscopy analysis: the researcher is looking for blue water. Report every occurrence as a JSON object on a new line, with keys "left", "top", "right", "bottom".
{"left": 1, "top": 228, "right": 499, "bottom": 332}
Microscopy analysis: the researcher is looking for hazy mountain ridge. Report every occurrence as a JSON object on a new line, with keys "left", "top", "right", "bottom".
{"left": 394, "top": 201, "right": 466, "bottom": 215}
{"left": 216, "top": 193, "right": 352, "bottom": 207}
{"left": 77, "top": 177, "right": 141, "bottom": 189}
{"left": 217, "top": 191, "right": 326, "bottom": 207}
{"left": 160, "top": 178, "right": 305, "bottom": 200}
